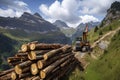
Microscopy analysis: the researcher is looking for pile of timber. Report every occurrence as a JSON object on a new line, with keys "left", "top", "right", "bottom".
{"left": 0, "top": 42, "right": 77, "bottom": 80}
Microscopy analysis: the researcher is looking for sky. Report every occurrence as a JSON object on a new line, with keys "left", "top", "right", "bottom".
{"left": 0, "top": 0, "right": 120, "bottom": 28}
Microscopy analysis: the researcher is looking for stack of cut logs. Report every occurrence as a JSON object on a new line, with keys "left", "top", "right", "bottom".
{"left": 0, "top": 41, "right": 77, "bottom": 80}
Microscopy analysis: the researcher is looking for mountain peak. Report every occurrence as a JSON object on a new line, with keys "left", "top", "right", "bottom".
{"left": 22, "top": 12, "right": 32, "bottom": 16}
{"left": 110, "top": 1, "right": 120, "bottom": 11}
{"left": 34, "top": 12, "right": 42, "bottom": 18}
{"left": 53, "top": 20, "right": 69, "bottom": 28}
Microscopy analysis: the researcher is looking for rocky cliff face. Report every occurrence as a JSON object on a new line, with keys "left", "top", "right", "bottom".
{"left": 101, "top": 1, "right": 120, "bottom": 27}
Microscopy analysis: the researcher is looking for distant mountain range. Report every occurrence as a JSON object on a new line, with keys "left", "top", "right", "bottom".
{"left": 0, "top": 12, "right": 59, "bottom": 32}
{"left": 53, "top": 20, "right": 69, "bottom": 28}
{"left": 72, "top": 21, "right": 100, "bottom": 40}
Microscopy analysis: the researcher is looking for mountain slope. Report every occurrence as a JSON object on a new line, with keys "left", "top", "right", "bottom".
{"left": 0, "top": 12, "right": 59, "bottom": 32}
{"left": 64, "top": 1, "right": 120, "bottom": 80}
{"left": 53, "top": 20, "right": 69, "bottom": 28}
{"left": 72, "top": 21, "right": 100, "bottom": 40}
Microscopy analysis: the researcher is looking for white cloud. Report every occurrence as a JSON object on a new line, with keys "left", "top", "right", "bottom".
{"left": 0, "top": 9, "right": 16, "bottom": 17}
{"left": 80, "top": 15, "right": 99, "bottom": 23}
{"left": 39, "top": 0, "right": 81, "bottom": 25}
{"left": 0, "top": 0, "right": 31, "bottom": 17}
{"left": 79, "top": 0, "right": 120, "bottom": 15}
{"left": 39, "top": 0, "right": 120, "bottom": 27}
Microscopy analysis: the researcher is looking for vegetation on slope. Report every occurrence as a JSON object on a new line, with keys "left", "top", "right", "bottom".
{"left": 85, "top": 30, "right": 120, "bottom": 80}
{"left": 0, "top": 27, "right": 71, "bottom": 70}
{"left": 65, "top": 19, "right": 120, "bottom": 80}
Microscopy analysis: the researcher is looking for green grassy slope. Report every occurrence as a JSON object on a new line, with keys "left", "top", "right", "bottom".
{"left": 66, "top": 20, "right": 120, "bottom": 80}
{"left": 85, "top": 30, "right": 120, "bottom": 80}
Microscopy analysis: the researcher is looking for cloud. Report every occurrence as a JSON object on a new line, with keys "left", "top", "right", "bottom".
{"left": 39, "top": 0, "right": 81, "bottom": 25}
{"left": 79, "top": 0, "right": 120, "bottom": 15}
{"left": 39, "top": 0, "right": 120, "bottom": 27}
{"left": 0, "top": 9, "right": 16, "bottom": 17}
{"left": 0, "top": 0, "right": 31, "bottom": 17}
{"left": 80, "top": 15, "right": 99, "bottom": 23}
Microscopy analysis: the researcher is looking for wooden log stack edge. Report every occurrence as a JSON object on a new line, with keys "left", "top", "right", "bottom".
{"left": 0, "top": 41, "right": 80, "bottom": 80}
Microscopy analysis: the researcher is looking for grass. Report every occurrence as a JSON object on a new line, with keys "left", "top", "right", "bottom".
{"left": 85, "top": 31, "right": 120, "bottom": 80}
{"left": 67, "top": 20, "right": 120, "bottom": 80}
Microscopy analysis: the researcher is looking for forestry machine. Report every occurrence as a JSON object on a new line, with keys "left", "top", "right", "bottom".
{"left": 75, "top": 24, "right": 92, "bottom": 52}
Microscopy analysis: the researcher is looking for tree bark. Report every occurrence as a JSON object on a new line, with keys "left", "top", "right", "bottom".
{"left": 37, "top": 52, "right": 71, "bottom": 69}
{"left": 27, "top": 50, "right": 49, "bottom": 60}
{"left": 43, "top": 45, "right": 71, "bottom": 60}
{"left": 0, "top": 68, "right": 14, "bottom": 77}
{"left": 30, "top": 43, "right": 62, "bottom": 50}
{"left": 40, "top": 54, "right": 73, "bottom": 79}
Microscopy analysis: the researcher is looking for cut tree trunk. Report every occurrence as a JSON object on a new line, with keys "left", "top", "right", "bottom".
{"left": 0, "top": 68, "right": 14, "bottom": 77}
{"left": 37, "top": 52, "right": 72, "bottom": 69}
{"left": 15, "top": 52, "right": 28, "bottom": 57}
{"left": 21, "top": 44, "right": 30, "bottom": 52}
{"left": 7, "top": 57, "right": 26, "bottom": 63}
{"left": 15, "top": 60, "right": 32, "bottom": 74}
{"left": 15, "top": 66, "right": 30, "bottom": 75}
{"left": 43, "top": 45, "right": 71, "bottom": 60}
{"left": 30, "top": 43, "right": 62, "bottom": 50}
{"left": 30, "top": 63, "right": 38, "bottom": 75}
{"left": 19, "top": 72, "right": 31, "bottom": 79}
{"left": 40, "top": 54, "right": 73, "bottom": 79}
{"left": 27, "top": 50, "right": 49, "bottom": 60}
{"left": 11, "top": 71, "right": 18, "bottom": 80}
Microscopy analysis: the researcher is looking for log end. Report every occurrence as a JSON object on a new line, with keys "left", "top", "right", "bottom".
{"left": 40, "top": 71, "right": 46, "bottom": 79}
{"left": 11, "top": 72, "right": 17, "bottom": 80}
{"left": 43, "top": 54, "right": 48, "bottom": 60}
{"left": 37, "top": 60, "right": 43, "bottom": 69}
{"left": 30, "top": 43, "right": 36, "bottom": 50}
{"left": 21, "top": 44, "right": 28, "bottom": 52}
{"left": 31, "top": 63, "right": 38, "bottom": 75}
{"left": 28, "top": 51, "right": 36, "bottom": 60}
{"left": 15, "top": 65, "right": 22, "bottom": 74}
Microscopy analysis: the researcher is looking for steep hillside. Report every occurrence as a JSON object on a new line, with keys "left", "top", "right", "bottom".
{"left": 85, "top": 30, "right": 120, "bottom": 80}
{"left": 65, "top": 1, "right": 120, "bottom": 80}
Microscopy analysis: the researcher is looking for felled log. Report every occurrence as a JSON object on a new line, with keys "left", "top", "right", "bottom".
{"left": 24, "top": 76, "right": 41, "bottom": 80}
{"left": 11, "top": 71, "right": 18, "bottom": 80}
{"left": 30, "top": 43, "right": 62, "bottom": 50}
{"left": 21, "top": 41, "right": 38, "bottom": 52}
{"left": 43, "top": 45, "right": 71, "bottom": 60}
{"left": 0, "top": 72, "right": 12, "bottom": 80}
{"left": 31, "top": 76, "right": 41, "bottom": 80}
{"left": 7, "top": 57, "right": 26, "bottom": 63}
{"left": 15, "top": 66, "right": 30, "bottom": 75}
{"left": 9, "top": 61, "right": 23, "bottom": 66}
{"left": 15, "top": 52, "right": 28, "bottom": 57}
{"left": 52, "top": 60, "right": 76, "bottom": 80}
{"left": 37, "top": 52, "right": 72, "bottom": 69}
{"left": 15, "top": 60, "right": 32, "bottom": 74}
{"left": 40, "top": 54, "right": 73, "bottom": 79}
{"left": 21, "top": 44, "right": 30, "bottom": 52}
{"left": 30, "top": 63, "right": 38, "bottom": 75}
{"left": 19, "top": 72, "right": 31, "bottom": 79}
{"left": 0, "top": 68, "right": 14, "bottom": 77}
{"left": 27, "top": 50, "right": 49, "bottom": 60}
